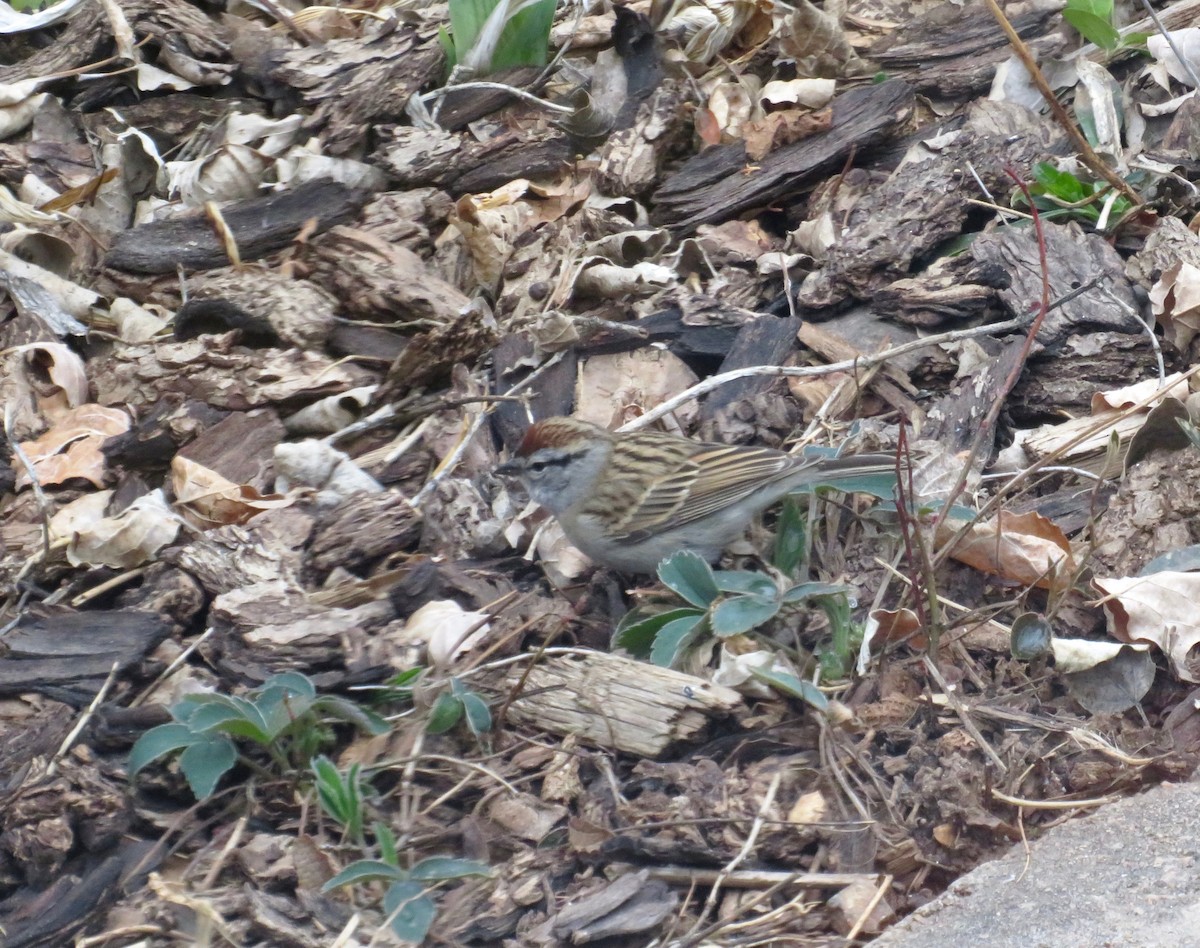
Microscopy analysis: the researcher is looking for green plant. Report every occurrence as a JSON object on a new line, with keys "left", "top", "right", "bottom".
{"left": 427, "top": 677, "right": 492, "bottom": 736}
{"left": 1061, "top": 0, "right": 1148, "bottom": 51}
{"left": 323, "top": 826, "right": 490, "bottom": 943}
{"left": 613, "top": 551, "right": 861, "bottom": 702}
{"left": 440, "top": 0, "right": 557, "bottom": 77}
{"left": 1015, "top": 162, "right": 1135, "bottom": 230}
{"left": 128, "top": 672, "right": 389, "bottom": 800}
{"left": 313, "top": 755, "right": 369, "bottom": 845}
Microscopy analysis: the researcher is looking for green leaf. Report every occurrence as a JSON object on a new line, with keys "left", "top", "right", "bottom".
{"left": 771, "top": 496, "right": 807, "bottom": 576}
{"left": 375, "top": 821, "right": 400, "bottom": 867}
{"left": 426, "top": 692, "right": 464, "bottom": 734}
{"left": 177, "top": 736, "right": 238, "bottom": 799}
{"left": 781, "top": 582, "right": 852, "bottom": 604}
{"left": 460, "top": 691, "right": 492, "bottom": 735}
{"left": 385, "top": 881, "right": 437, "bottom": 943}
{"left": 185, "top": 702, "right": 268, "bottom": 744}
{"left": 1063, "top": 9, "right": 1120, "bottom": 48}
{"left": 613, "top": 606, "right": 704, "bottom": 656}
{"left": 710, "top": 595, "right": 781, "bottom": 637}
{"left": 410, "top": 856, "right": 491, "bottom": 881}
{"left": 128, "top": 723, "right": 199, "bottom": 776}
{"left": 749, "top": 667, "right": 830, "bottom": 712}
{"left": 711, "top": 570, "right": 778, "bottom": 597}
{"left": 1032, "top": 161, "right": 1087, "bottom": 202}
{"left": 323, "top": 859, "right": 407, "bottom": 891}
{"left": 312, "top": 695, "right": 391, "bottom": 736}
{"left": 649, "top": 613, "right": 706, "bottom": 667}
{"left": 258, "top": 671, "right": 317, "bottom": 700}
{"left": 657, "top": 551, "right": 720, "bottom": 607}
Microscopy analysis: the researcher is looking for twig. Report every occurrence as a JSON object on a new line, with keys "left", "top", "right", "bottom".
{"left": 48, "top": 661, "right": 119, "bottom": 776}
{"left": 679, "top": 770, "right": 783, "bottom": 940}
{"left": 1137, "top": 0, "right": 1200, "bottom": 88}
{"left": 923, "top": 655, "right": 1007, "bottom": 773}
{"left": 4, "top": 405, "right": 50, "bottom": 562}
{"left": 983, "top": 0, "right": 1142, "bottom": 207}
{"left": 420, "top": 80, "right": 575, "bottom": 114}
{"left": 845, "top": 873, "right": 895, "bottom": 942}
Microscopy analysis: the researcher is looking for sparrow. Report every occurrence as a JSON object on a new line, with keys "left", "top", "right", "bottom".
{"left": 496, "top": 416, "right": 895, "bottom": 574}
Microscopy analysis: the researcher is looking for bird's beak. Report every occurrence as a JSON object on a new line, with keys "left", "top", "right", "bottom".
{"left": 495, "top": 459, "right": 520, "bottom": 477}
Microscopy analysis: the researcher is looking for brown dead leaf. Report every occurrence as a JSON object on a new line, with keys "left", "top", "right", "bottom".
{"left": 17, "top": 404, "right": 129, "bottom": 488}
{"left": 939, "top": 510, "right": 1075, "bottom": 591}
{"left": 575, "top": 349, "right": 699, "bottom": 429}
{"left": 171, "top": 455, "right": 292, "bottom": 528}
{"left": 1095, "top": 572, "right": 1200, "bottom": 682}
{"left": 743, "top": 107, "right": 832, "bottom": 160}
{"left": 1148, "top": 262, "right": 1200, "bottom": 352}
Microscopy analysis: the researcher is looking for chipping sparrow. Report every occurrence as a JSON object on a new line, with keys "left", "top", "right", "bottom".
{"left": 496, "top": 416, "right": 895, "bottom": 574}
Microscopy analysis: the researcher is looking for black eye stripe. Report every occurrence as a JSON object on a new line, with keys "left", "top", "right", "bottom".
{"left": 529, "top": 455, "right": 572, "bottom": 471}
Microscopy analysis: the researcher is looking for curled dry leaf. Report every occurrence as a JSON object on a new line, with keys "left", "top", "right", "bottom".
{"left": 172, "top": 455, "right": 292, "bottom": 528}
{"left": 938, "top": 510, "right": 1075, "bottom": 592}
{"left": 399, "top": 600, "right": 491, "bottom": 669}
{"left": 17, "top": 404, "right": 129, "bottom": 488}
{"left": 1091, "top": 371, "right": 1190, "bottom": 413}
{"left": 1148, "top": 263, "right": 1200, "bottom": 352}
{"left": 273, "top": 440, "right": 383, "bottom": 505}
{"left": 66, "top": 489, "right": 181, "bottom": 569}
{"left": 1095, "top": 572, "right": 1200, "bottom": 682}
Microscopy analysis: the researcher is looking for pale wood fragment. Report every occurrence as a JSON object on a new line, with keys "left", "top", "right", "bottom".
{"left": 502, "top": 651, "right": 745, "bottom": 757}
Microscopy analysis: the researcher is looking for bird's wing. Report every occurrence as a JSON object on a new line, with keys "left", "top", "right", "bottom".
{"left": 610, "top": 441, "right": 799, "bottom": 539}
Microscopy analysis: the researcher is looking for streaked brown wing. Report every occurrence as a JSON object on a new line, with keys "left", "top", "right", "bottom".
{"left": 615, "top": 442, "right": 799, "bottom": 538}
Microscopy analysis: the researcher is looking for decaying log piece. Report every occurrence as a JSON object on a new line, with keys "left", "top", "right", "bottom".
{"left": 699, "top": 314, "right": 800, "bottom": 424}
{"left": 651, "top": 79, "right": 914, "bottom": 232}
{"left": 972, "top": 222, "right": 1143, "bottom": 348}
{"left": 264, "top": 18, "right": 443, "bottom": 154}
{"left": 501, "top": 651, "right": 745, "bottom": 757}
{"left": 799, "top": 100, "right": 1066, "bottom": 309}
{"left": 105, "top": 180, "right": 374, "bottom": 274}
{"left": 375, "top": 125, "right": 574, "bottom": 195}
{"left": 0, "top": 610, "right": 172, "bottom": 698}
{"left": 870, "top": 0, "right": 1066, "bottom": 98}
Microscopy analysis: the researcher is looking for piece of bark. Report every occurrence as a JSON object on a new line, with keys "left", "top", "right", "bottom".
{"left": 651, "top": 79, "right": 914, "bottom": 231}
{"left": 873, "top": 256, "right": 1012, "bottom": 329}
{"left": 1010, "top": 333, "right": 1181, "bottom": 423}
{"left": 305, "top": 226, "right": 471, "bottom": 324}
{"left": 306, "top": 491, "right": 422, "bottom": 582}
{"left": 922, "top": 335, "right": 1026, "bottom": 455}
{"left": 174, "top": 409, "right": 285, "bottom": 487}
{"left": 870, "top": 0, "right": 1066, "bottom": 98}
{"left": 0, "top": 609, "right": 172, "bottom": 698}
{"left": 104, "top": 180, "right": 374, "bottom": 274}
{"left": 799, "top": 100, "right": 1066, "bottom": 309}
{"left": 263, "top": 18, "right": 443, "bottom": 154}
{"left": 699, "top": 313, "right": 801, "bottom": 424}
{"left": 491, "top": 334, "right": 578, "bottom": 451}
{"left": 499, "top": 651, "right": 745, "bottom": 757}
{"left": 180, "top": 268, "right": 339, "bottom": 349}
{"left": 796, "top": 321, "right": 922, "bottom": 418}
{"left": 972, "top": 222, "right": 1143, "bottom": 349}
{"left": 375, "top": 125, "right": 574, "bottom": 195}
{"left": 435, "top": 66, "right": 542, "bottom": 131}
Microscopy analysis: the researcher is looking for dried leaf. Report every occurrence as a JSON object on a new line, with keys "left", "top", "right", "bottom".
{"left": 939, "top": 510, "right": 1075, "bottom": 591}
{"left": 1095, "top": 572, "right": 1200, "bottom": 682}
{"left": 172, "top": 455, "right": 292, "bottom": 528}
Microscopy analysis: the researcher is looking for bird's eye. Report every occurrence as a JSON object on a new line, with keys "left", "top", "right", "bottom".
{"left": 529, "top": 460, "right": 549, "bottom": 473}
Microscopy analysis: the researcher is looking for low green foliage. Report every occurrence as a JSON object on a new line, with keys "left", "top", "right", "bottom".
{"left": 427, "top": 677, "right": 493, "bottom": 736}
{"left": 614, "top": 551, "right": 861, "bottom": 704}
{"left": 440, "top": 0, "right": 557, "bottom": 76}
{"left": 1016, "top": 161, "right": 1135, "bottom": 229}
{"left": 1061, "top": 0, "right": 1148, "bottom": 50}
{"left": 313, "top": 755, "right": 369, "bottom": 845}
{"left": 128, "top": 672, "right": 389, "bottom": 800}
{"left": 323, "top": 832, "right": 490, "bottom": 943}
